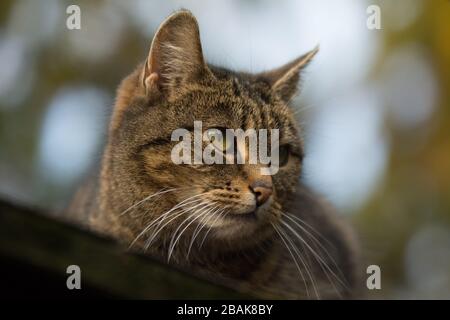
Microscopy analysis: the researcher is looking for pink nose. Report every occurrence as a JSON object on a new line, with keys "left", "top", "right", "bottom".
{"left": 250, "top": 182, "right": 273, "bottom": 207}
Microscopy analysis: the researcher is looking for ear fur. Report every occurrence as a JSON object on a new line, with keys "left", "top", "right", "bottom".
{"left": 143, "top": 10, "right": 211, "bottom": 95}
{"left": 259, "top": 46, "right": 319, "bottom": 102}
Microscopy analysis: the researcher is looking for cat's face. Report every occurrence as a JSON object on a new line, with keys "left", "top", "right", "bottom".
{"left": 102, "top": 11, "right": 317, "bottom": 252}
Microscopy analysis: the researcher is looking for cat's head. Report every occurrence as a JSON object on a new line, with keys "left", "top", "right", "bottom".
{"left": 102, "top": 11, "right": 317, "bottom": 253}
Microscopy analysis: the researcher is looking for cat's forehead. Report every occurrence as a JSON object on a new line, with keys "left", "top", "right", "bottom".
{"left": 209, "top": 66, "right": 271, "bottom": 100}
{"left": 167, "top": 78, "right": 298, "bottom": 146}
{"left": 199, "top": 69, "right": 295, "bottom": 128}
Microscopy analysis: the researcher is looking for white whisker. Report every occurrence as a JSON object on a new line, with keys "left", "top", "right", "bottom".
{"left": 199, "top": 206, "right": 228, "bottom": 249}
{"left": 186, "top": 205, "right": 221, "bottom": 259}
{"left": 128, "top": 193, "right": 208, "bottom": 249}
{"left": 168, "top": 202, "right": 217, "bottom": 262}
{"left": 276, "top": 223, "right": 320, "bottom": 299}
{"left": 278, "top": 224, "right": 320, "bottom": 299}
{"left": 285, "top": 212, "right": 336, "bottom": 249}
{"left": 280, "top": 220, "right": 348, "bottom": 292}
{"left": 271, "top": 223, "right": 310, "bottom": 299}
{"left": 284, "top": 213, "right": 346, "bottom": 282}
{"left": 129, "top": 199, "right": 202, "bottom": 249}
{"left": 119, "top": 188, "right": 178, "bottom": 217}
{"left": 145, "top": 200, "right": 209, "bottom": 249}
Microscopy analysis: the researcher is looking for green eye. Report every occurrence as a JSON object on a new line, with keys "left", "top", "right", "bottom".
{"left": 279, "top": 145, "right": 290, "bottom": 167}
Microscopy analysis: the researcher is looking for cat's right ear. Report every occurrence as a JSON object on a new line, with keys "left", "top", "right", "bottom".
{"left": 142, "top": 10, "right": 212, "bottom": 97}
{"left": 258, "top": 46, "right": 319, "bottom": 103}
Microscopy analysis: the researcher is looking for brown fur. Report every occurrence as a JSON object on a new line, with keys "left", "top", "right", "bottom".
{"left": 68, "top": 10, "right": 359, "bottom": 299}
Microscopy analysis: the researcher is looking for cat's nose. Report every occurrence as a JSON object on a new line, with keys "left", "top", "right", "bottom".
{"left": 250, "top": 181, "right": 273, "bottom": 207}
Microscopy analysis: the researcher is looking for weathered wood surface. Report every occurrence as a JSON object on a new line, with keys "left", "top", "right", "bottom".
{"left": 0, "top": 199, "right": 247, "bottom": 299}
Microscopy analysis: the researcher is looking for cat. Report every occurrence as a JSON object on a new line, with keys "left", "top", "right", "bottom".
{"left": 68, "top": 10, "right": 360, "bottom": 299}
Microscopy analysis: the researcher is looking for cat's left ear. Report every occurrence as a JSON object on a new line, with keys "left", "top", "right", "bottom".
{"left": 142, "top": 10, "right": 212, "bottom": 97}
{"left": 259, "top": 46, "right": 318, "bottom": 103}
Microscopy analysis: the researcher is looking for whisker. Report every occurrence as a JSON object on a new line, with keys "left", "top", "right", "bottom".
{"left": 128, "top": 193, "right": 208, "bottom": 249}
{"left": 119, "top": 188, "right": 178, "bottom": 217}
{"left": 167, "top": 201, "right": 215, "bottom": 251}
{"left": 168, "top": 202, "right": 217, "bottom": 262}
{"left": 141, "top": 192, "right": 212, "bottom": 243}
{"left": 145, "top": 200, "right": 210, "bottom": 250}
{"left": 149, "top": 196, "right": 205, "bottom": 237}
{"left": 186, "top": 205, "right": 222, "bottom": 259}
{"left": 282, "top": 220, "right": 341, "bottom": 299}
{"left": 276, "top": 223, "right": 320, "bottom": 299}
{"left": 282, "top": 215, "right": 345, "bottom": 298}
{"left": 271, "top": 223, "right": 310, "bottom": 299}
{"left": 280, "top": 226, "right": 320, "bottom": 299}
{"left": 280, "top": 220, "right": 349, "bottom": 292}
{"left": 284, "top": 213, "right": 346, "bottom": 282}
{"left": 284, "top": 212, "right": 336, "bottom": 250}
{"left": 198, "top": 206, "right": 229, "bottom": 249}
{"left": 129, "top": 198, "right": 203, "bottom": 250}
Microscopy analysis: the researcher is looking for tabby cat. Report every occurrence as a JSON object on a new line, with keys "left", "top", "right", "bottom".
{"left": 69, "top": 10, "right": 359, "bottom": 299}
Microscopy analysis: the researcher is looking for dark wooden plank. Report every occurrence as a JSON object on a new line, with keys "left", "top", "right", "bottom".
{"left": 0, "top": 199, "right": 247, "bottom": 299}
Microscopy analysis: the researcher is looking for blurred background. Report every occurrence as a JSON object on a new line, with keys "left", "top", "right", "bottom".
{"left": 0, "top": 0, "right": 449, "bottom": 299}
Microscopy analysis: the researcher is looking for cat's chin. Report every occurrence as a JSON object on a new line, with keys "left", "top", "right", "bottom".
{"left": 207, "top": 206, "right": 277, "bottom": 243}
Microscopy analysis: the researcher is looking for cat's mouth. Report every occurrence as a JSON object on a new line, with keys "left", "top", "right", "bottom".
{"left": 208, "top": 204, "right": 276, "bottom": 243}
{"left": 197, "top": 197, "right": 274, "bottom": 236}
{"left": 223, "top": 201, "right": 272, "bottom": 224}
{"left": 225, "top": 211, "right": 258, "bottom": 222}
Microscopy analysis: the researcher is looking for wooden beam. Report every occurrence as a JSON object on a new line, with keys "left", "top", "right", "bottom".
{"left": 0, "top": 199, "right": 247, "bottom": 299}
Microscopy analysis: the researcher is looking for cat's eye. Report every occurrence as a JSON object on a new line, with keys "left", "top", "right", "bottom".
{"left": 206, "top": 128, "right": 233, "bottom": 153}
{"left": 278, "top": 145, "right": 290, "bottom": 167}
